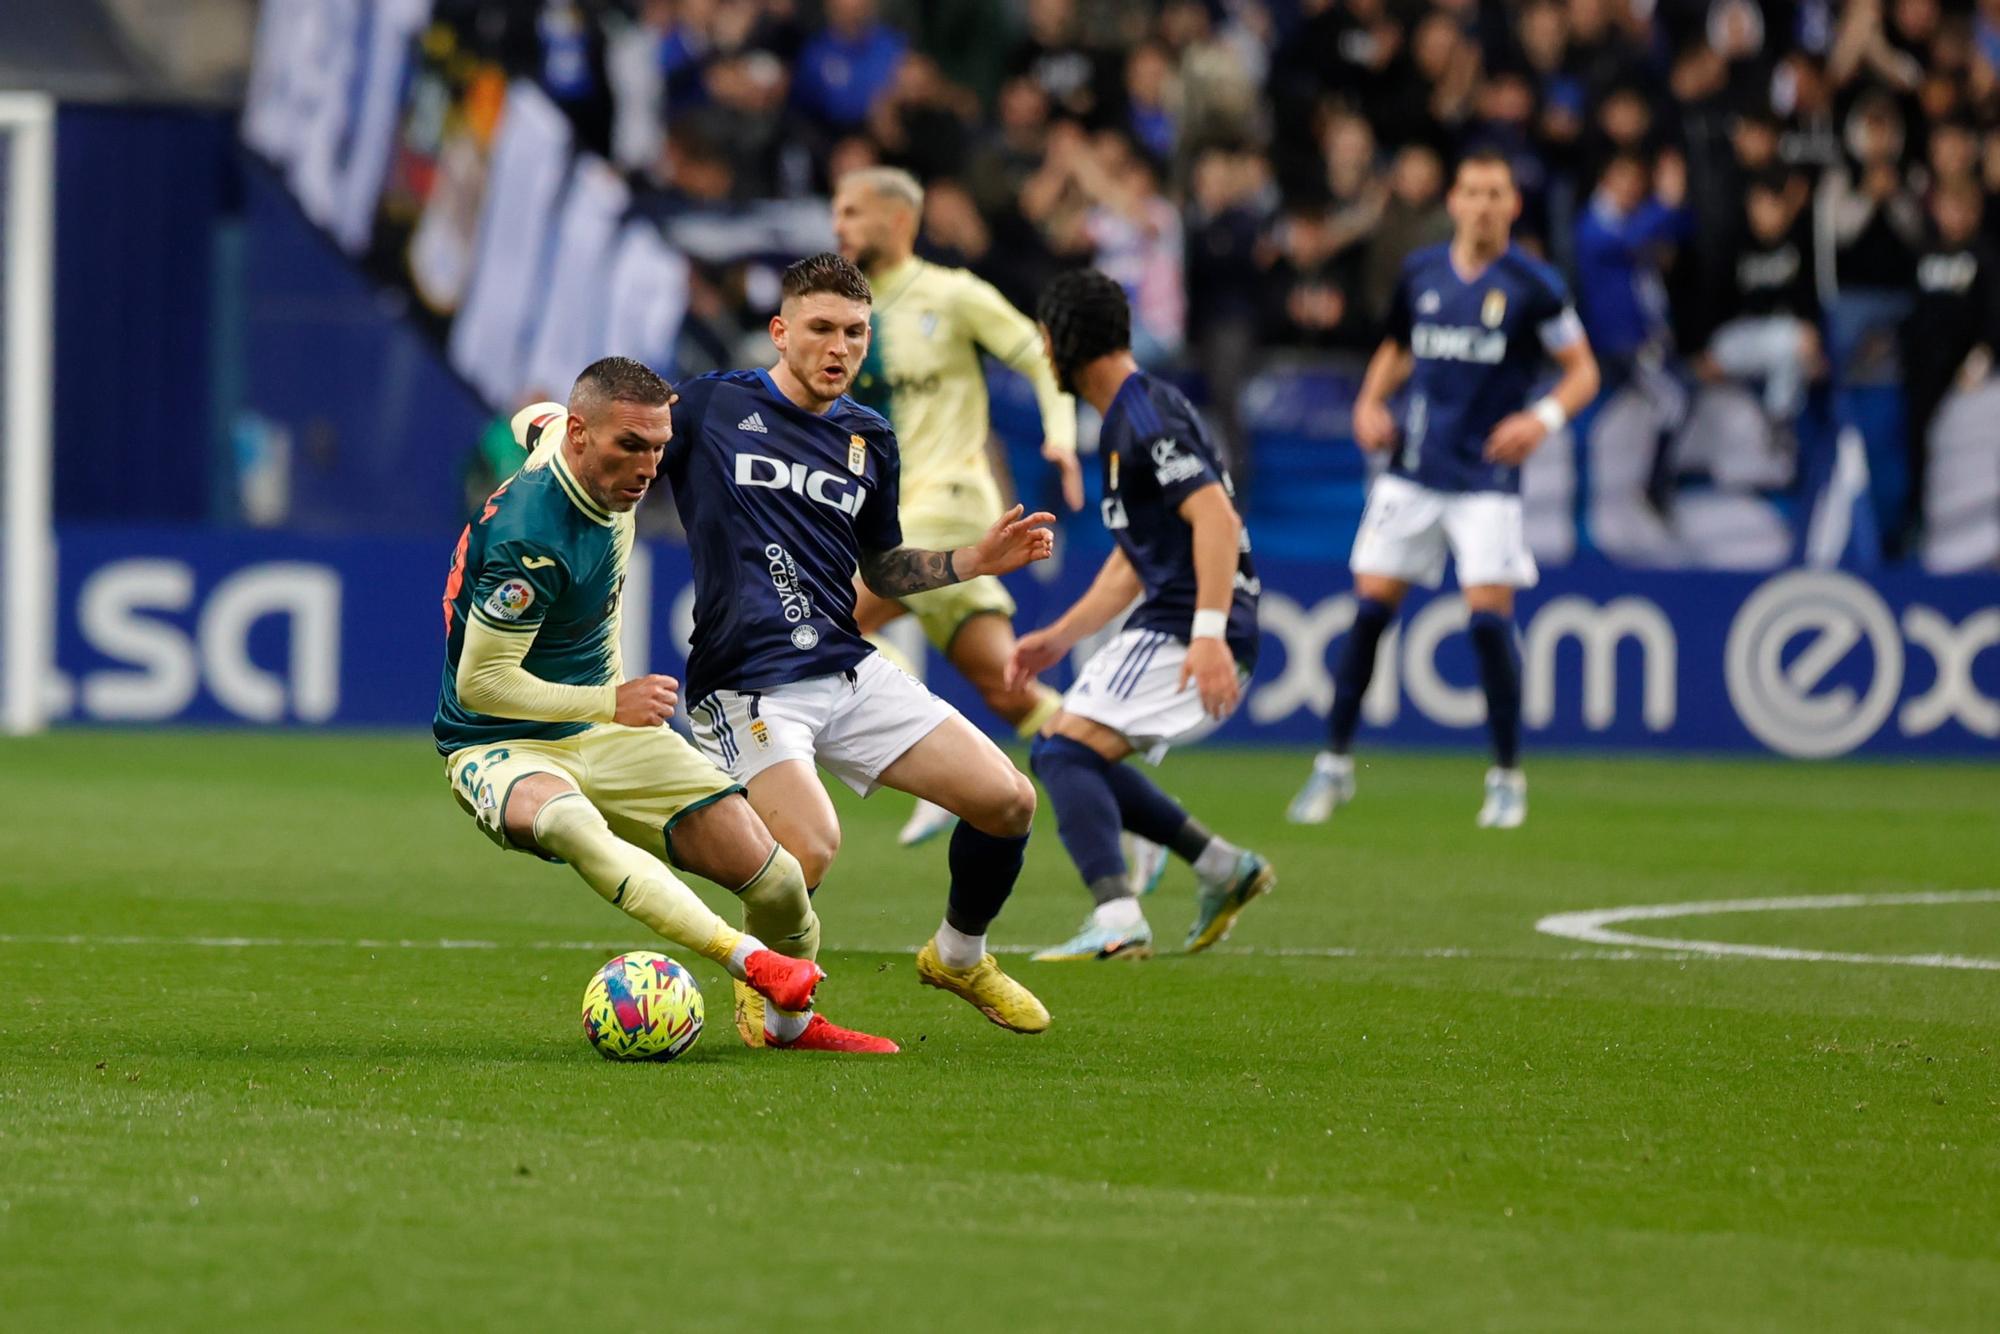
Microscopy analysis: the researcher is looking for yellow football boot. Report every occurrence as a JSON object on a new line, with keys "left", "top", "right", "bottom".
{"left": 915, "top": 940, "right": 1051, "bottom": 1034}
{"left": 732, "top": 980, "right": 768, "bottom": 1048}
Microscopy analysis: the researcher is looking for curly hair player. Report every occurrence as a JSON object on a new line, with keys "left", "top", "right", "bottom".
{"left": 1010, "top": 269, "right": 1274, "bottom": 961}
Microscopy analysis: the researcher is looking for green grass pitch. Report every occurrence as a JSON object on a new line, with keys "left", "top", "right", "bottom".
{"left": 2, "top": 733, "right": 1997, "bottom": 1331}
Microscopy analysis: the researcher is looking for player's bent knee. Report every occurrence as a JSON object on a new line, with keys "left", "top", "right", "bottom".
{"left": 667, "top": 792, "right": 778, "bottom": 887}
{"left": 972, "top": 770, "right": 1037, "bottom": 837}
{"left": 1354, "top": 574, "right": 1410, "bottom": 606}
{"left": 501, "top": 772, "right": 581, "bottom": 849}
{"left": 789, "top": 824, "right": 841, "bottom": 888}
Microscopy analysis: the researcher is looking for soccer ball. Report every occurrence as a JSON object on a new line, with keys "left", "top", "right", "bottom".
{"left": 581, "top": 952, "right": 705, "bottom": 1062}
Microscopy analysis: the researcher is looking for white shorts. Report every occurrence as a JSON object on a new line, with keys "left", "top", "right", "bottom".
{"left": 1349, "top": 473, "right": 1539, "bottom": 590}
{"left": 1062, "top": 628, "right": 1244, "bottom": 763}
{"left": 686, "top": 652, "right": 955, "bottom": 797}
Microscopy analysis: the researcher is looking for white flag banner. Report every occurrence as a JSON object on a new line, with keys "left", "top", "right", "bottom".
{"left": 524, "top": 155, "right": 632, "bottom": 397}
{"left": 448, "top": 81, "right": 573, "bottom": 406}
{"left": 603, "top": 221, "right": 692, "bottom": 377}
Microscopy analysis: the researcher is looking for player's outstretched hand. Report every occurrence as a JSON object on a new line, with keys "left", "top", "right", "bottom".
{"left": 970, "top": 504, "right": 1058, "bottom": 576}
{"left": 1483, "top": 411, "right": 1547, "bottom": 466}
{"left": 1043, "top": 442, "right": 1086, "bottom": 512}
{"left": 1007, "top": 625, "right": 1073, "bottom": 692}
{"left": 614, "top": 674, "right": 680, "bottom": 727}
{"left": 1179, "top": 637, "right": 1241, "bottom": 720}
{"left": 1352, "top": 398, "right": 1397, "bottom": 451}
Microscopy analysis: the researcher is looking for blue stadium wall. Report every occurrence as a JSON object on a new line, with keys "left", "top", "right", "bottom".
{"left": 43, "top": 522, "right": 2000, "bottom": 757}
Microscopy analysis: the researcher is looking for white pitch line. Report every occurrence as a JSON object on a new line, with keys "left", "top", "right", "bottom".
{"left": 1536, "top": 890, "right": 2000, "bottom": 971}
{"left": 13, "top": 916, "right": 1996, "bottom": 970}
{"left": 0, "top": 932, "right": 1656, "bottom": 965}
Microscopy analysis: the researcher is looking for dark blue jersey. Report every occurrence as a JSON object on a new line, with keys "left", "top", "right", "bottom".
{"left": 666, "top": 369, "right": 902, "bottom": 701}
{"left": 1383, "top": 243, "right": 1583, "bottom": 495}
{"left": 1099, "top": 371, "right": 1260, "bottom": 666}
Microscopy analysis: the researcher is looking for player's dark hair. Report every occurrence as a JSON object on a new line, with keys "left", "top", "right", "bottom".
{"left": 1454, "top": 147, "right": 1516, "bottom": 186}
{"left": 569, "top": 356, "right": 674, "bottom": 414}
{"left": 1037, "top": 268, "right": 1130, "bottom": 388}
{"left": 781, "top": 252, "right": 873, "bottom": 306}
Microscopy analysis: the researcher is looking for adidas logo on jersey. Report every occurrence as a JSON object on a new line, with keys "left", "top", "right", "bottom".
{"left": 738, "top": 412, "right": 769, "bottom": 434}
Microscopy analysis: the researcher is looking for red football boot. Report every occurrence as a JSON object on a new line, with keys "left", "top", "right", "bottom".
{"left": 742, "top": 949, "right": 824, "bottom": 1012}
{"left": 766, "top": 1013, "right": 900, "bottom": 1054}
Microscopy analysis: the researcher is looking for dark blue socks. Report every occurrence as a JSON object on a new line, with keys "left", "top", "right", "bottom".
{"left": 1467, "top": 609, "right": 1522, "bottom": 769}
{"left": 945, "top": 821, "right": 1029, "bottom": 936}
{"left": 1029, "top": 734, "right": 1127, "bottom": 898}
{"left": 1100, "top": 761, "right": 1192, "bottom": 848}
{"left": 1329, "top": 596, "right": 1395, "bottom": 753}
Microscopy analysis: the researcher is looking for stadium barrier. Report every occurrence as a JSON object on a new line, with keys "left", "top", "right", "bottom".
{"left": 46, "top": 523, "right": 1999, "bottom": 757}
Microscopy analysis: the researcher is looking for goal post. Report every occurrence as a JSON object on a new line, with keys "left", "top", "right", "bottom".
{"left": 0, "top": 92, "right": 55, "bottom": 735}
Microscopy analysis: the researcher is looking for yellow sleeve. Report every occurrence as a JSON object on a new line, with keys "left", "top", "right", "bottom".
{"left": 961, "top": 276, "right": 1078, "bottom": 455}
{"left": 457, "top": 615, "right": 617, "bottom": 724}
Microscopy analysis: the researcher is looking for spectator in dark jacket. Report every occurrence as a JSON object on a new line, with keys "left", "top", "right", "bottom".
{"left": 1187, "top": 145, "right": 1273, "bottom": 476}
{"left": 1899, "top": 178, "right": 2000, "bottom": 549}
{"left": 1700, "top": 170, "right": 1824, "bottom": 425}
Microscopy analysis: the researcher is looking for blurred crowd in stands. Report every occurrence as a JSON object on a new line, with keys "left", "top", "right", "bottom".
{"left": 451, "top": 0, "right": 2000, "bottom": 559}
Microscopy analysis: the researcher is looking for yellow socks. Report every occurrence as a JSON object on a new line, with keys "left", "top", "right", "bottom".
{"left": 532, "top": 793, "right": 744, "bottom": 967}
{"left": 735, "top": 845, "right": 818, "bottom": 1037}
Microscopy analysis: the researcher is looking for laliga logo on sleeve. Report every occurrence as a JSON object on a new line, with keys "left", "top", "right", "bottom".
{"left": 484, "top": 578, "right": 537, "bottom": 622}
{"left": 1725, "top": 571, "right": 1901, "bottom": 758}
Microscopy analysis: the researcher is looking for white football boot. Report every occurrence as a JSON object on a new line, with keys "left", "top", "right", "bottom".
{"left": 897, "top": 797, "right": 958, "bottom": 847}
{"left": 1475, "top": 767, "right": 1527, "bottom": 829}
{"left": 1286, "top": 753, "right": 1355, "bottom": 824}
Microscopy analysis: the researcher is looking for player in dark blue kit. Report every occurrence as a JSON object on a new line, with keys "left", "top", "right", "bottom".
{"left": 1009, "top": 269, "right": 1274, "bottom": 961}
{"left": 674, "top": 253, "right": 1060, "bottom": 1045}
{"left": 1287, "top": 149, "right": 1600, "bottom": 830}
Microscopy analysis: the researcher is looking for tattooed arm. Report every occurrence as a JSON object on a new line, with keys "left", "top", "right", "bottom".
{"left": 858, "top": 504, "right": 1058, "bottom": 599}
{"left": 858, "top": 545, "right": 964, "bottom": 598}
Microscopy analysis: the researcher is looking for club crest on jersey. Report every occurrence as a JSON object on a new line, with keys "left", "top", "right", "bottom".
{"left": 1417, "top": 290, "right": 1441, "bottom": 314}
{"left": 848, "top": 434, "right": 867, "bottom": 475}
{"left": 1482, "top": 289, "right": 1507, "bottom": 328}
{"left": 483, "top": 578, "right": 536, "bottom": 622}
{"left": 790, "top": 624, "right": 820, "bottom": 651}
{"left": 749, "top": 718, "right": 772, "bottom": 748}
{"left": 920, "top": 311, "right": 939, "bottom": 339}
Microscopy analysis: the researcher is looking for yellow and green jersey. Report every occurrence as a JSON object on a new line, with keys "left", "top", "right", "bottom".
{"left": 433, "top": 423, "right": 633, "bottom": 754}
{"left": 848, "top": 257, "right": 1076, "bottom": 546}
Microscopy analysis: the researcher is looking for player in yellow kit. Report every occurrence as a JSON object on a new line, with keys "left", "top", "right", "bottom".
{"left": 832, "top": 166, "right": 1086, "bottom": 847}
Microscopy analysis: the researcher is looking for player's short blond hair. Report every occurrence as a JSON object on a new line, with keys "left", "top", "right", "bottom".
{"left": 838, "top": 166, "right": 924, "bottom": 215}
